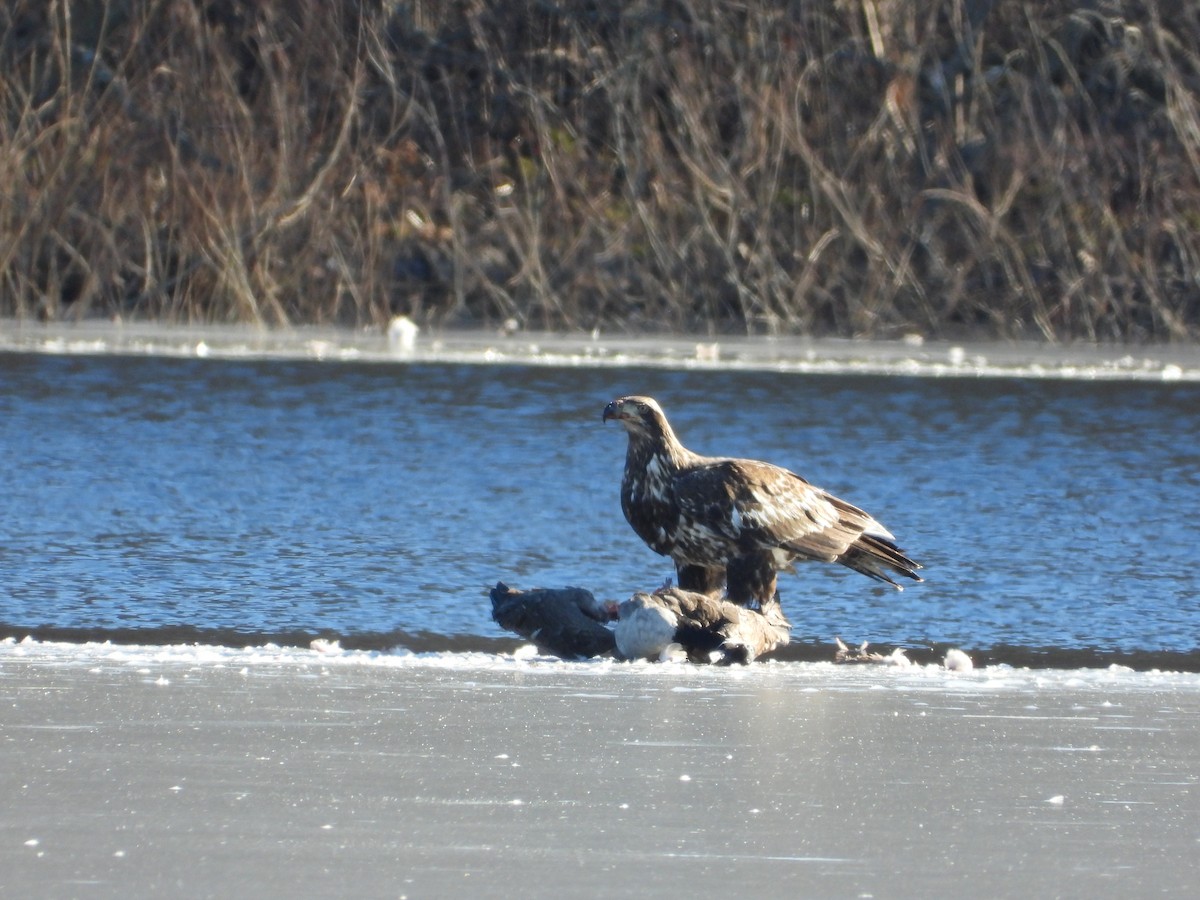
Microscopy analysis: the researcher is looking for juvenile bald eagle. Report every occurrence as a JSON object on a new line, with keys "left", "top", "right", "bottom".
{"left": 602, "top": 395, "right": 922, "bottom": 612}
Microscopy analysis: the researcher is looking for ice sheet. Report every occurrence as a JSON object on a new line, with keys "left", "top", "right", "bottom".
{"left": 3, "top": 318, "right": 1198, "bottom": 382}
{"left": 3, "top": 639, "right": 1198, "bottom": 898}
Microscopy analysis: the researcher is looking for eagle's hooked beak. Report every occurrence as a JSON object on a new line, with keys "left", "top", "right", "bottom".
{"left": 602, "top": 400, "right": 626, "bottom": 423}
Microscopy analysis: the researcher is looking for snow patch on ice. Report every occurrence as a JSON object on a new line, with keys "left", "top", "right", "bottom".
{"left": 5, "top": 637, "right": 1200, "bottom": 696}
{"left": 944, "top": 648, "right": 974, "bottom": 672}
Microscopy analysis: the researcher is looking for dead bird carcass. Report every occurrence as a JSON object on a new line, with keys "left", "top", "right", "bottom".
{"left": 490, "top": 582, "right": 790, "bottom": 663}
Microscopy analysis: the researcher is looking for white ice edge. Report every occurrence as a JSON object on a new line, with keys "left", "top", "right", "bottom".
{"left": 2, "top": 320, "right": 1198, "bottom": 382}
{"left": 5, "top": 637, "right": 1200, "bottom": 693}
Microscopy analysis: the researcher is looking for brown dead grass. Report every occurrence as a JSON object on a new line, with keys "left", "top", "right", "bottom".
{"left": 2, "top": 0, "right": 1199, "bottom": 339}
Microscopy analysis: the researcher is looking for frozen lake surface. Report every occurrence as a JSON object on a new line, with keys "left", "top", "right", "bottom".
{"left": 2, "top": 639, "right": 1199, "bottom": 898}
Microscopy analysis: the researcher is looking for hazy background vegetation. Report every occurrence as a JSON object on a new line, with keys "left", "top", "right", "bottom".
{"left": 3, "top": 0, "right": 1199, "bottom": 339}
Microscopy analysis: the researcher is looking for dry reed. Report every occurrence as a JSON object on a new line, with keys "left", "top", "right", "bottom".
{"left": 2, "top": 0, "right": 1198, "bottom": 340}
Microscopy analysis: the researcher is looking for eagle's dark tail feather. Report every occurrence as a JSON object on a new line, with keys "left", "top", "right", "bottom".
{"left": 840, "top": 534, "right": 923, "bottom": 590}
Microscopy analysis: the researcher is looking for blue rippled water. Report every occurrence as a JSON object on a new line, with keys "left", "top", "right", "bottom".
{"left": 2, "top": 347, "right": 1198, "bottom": 667}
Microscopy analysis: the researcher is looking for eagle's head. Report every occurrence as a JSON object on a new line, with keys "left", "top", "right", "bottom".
{"left": 602, "top": 396, "right": 670, "bottom": 439}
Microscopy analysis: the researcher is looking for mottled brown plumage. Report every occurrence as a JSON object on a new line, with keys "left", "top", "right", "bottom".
{"left": 614, "top": 586, "right": 792, "bottom": 663}
{"left": 602, "top": 396, "right": 922, "bottom": 612}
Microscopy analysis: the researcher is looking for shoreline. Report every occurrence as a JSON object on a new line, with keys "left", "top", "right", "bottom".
{"left": 2, "top": 318, "right": 1199, "bottom": 381}
{"left": 3, "top": 640, "right": 1199, "bottom": 898}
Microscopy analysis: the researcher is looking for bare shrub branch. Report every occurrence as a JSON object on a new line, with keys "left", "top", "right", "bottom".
{"left": 2, "top": 0, "right": 1198, "bottom": 339}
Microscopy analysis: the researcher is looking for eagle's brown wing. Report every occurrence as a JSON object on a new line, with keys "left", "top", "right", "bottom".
{"left": 671, "top": 458, "right": 883, "bottom": 563}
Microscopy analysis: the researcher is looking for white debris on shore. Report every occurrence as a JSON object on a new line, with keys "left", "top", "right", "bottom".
{"left": 386, "top": 315, "right": 419, "bottom": 352}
